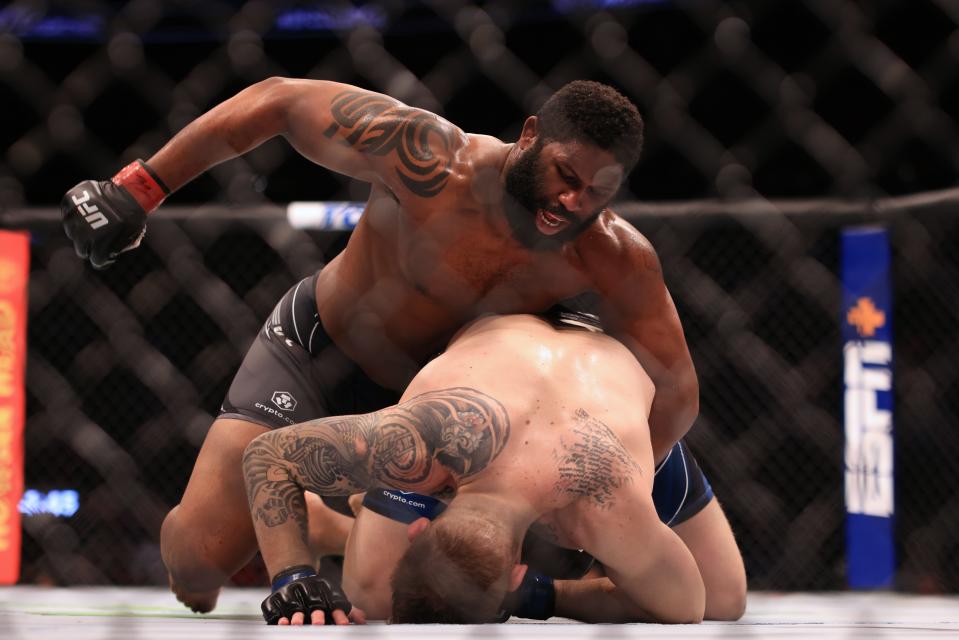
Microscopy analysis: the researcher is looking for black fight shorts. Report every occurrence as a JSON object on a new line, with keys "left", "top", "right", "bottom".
{"left": 219, "top": 273, "right": 401, "bottom": 429}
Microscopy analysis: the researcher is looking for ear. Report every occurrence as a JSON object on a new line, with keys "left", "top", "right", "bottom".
{"left": 406, "top": 517, "right": 431, "bottom": 543}
{"left": 518, "top": 116, "right": 538, "bottom": 149}
{"left": 508, "top": 563, "right": 528, "bottom": 592}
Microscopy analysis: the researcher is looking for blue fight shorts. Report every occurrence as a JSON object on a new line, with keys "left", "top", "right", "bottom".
{"left": 653, "top": 439, "right": 714, "bottom": 526}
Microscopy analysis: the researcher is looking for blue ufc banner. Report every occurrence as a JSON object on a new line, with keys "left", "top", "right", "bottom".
{"left": 841, "top": 227, "right": 895, "bottom": 589}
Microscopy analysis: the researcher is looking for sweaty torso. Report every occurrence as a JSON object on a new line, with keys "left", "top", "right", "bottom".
{"left": 401, "top": 314, "right": 656, "bottom": 550}
{"left": 315, "top": 135, "right": 597, "bottom": 390}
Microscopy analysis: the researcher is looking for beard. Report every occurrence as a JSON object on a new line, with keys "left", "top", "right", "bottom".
{"left": 502, "top": 140, "right": 600, "bottom": 251}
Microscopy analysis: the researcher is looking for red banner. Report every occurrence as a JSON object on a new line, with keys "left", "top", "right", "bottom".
{"left": 0, "top": 231, "right": 28, "bottom": 584}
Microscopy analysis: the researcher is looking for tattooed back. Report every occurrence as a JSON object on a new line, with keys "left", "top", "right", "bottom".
{"left": 401, "top": 314, "right": 656, "bottom": 537}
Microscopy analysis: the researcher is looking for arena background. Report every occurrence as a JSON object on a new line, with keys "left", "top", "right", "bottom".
{"left": 1, "top": 0, "right": 957, "bottom": 595}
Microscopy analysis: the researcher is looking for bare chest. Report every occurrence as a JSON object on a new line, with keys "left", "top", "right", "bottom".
{"left": 395, "top": 213, "right": 588, "bottom": 313}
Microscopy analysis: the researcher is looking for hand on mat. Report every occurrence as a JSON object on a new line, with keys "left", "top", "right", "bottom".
{"left": 280, "top": 607, "right": 367, "bottom": 626}
{"left": 261, "top": 574, "right": 366, "bottom": 625}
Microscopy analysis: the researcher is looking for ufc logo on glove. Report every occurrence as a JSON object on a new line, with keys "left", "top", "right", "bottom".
{"left": 70, "top": 190, "right": 109, "bottom": 230}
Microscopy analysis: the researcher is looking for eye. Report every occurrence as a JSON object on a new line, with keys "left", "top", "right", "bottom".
{"left": 557, "top": 166, "right": 579, "bottom": 186}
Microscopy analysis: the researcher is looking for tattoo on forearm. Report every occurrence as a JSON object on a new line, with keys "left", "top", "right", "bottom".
{"left": 241, "top": 433, "right": 312, "bottom": 540}
{"left": 243, "top": 388, "right": 509, "bottom": 529}
{"left": 553, "top": 409, "right": 643, "bottom": 510}
{"left": 323, "top": 90, "right": 455, "bottom": 198}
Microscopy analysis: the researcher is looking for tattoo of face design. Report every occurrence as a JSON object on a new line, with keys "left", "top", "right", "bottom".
{"left": 323, "top": 90, "right": 455, "bottom": 198}
{"left": 242, "top": 388, "right": 509, "bottom": 529}
{"left": 552, "top": 408, "right": 643, "bottom": 510}
{"left": 370, "top": 388, "right": 510, "bottom": 485}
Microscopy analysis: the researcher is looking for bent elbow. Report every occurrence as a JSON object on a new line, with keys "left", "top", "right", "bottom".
{"left": 259, "top": 75, "right": 291, "bottom": 86}
{"left": 673, "top": 589, "right": 705, "bottom": 624}
{"left": 242, "top": 431, "right": 275, "bottom": 471}
{"left": 706, "top": 586, "right": 746, "bottom": 621}
{"left": 627, "top": 606, "right": 703, "bottom": 625}
{"left": 254, "top": 76, "right": 298, "bottom": 103}
{"left": 221, "top": 77, "right": 295, "bottom": 153}
{"left": 661, "top": 599, "right": 705, "bottom": 625}
{"left": 690, "top": 600, "right": 706, "bottom": 624}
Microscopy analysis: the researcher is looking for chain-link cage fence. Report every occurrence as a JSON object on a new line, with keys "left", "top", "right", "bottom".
{"left": 2, "top": 0, "right": 958, "bottom": 594}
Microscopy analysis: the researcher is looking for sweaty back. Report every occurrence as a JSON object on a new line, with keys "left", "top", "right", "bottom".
{"left": 399, "top": 314, "right": 656, "bottom": 497}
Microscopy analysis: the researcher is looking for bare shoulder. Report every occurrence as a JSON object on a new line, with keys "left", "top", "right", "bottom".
{"left": 572, "top": 210, "right": 663, "bottom": 293}
{"left": 577, "top": 210, "right": 659, "bottom": 271}
{"left": 553, "top": 408, "right": 646, "bottom": 509}
{"left": 446, "top": 133, "right": 511, "bottom": 188}
{"left": 292, "top": 80, "right": 470, "bottom": 199}
{"left": 548, "top": 406, "right": 654, "bottom": 546}
{"left": 315, "top": 81, "right": 468, "bottom": 144}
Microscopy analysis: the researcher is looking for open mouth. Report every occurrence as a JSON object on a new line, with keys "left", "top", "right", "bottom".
{"left": 535, "top": 208, "right": 570, "bottom": 235}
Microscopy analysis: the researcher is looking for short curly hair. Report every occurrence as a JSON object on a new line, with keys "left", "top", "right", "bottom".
{"left": 536, "top": 80, "right": 644, "bottom": 172}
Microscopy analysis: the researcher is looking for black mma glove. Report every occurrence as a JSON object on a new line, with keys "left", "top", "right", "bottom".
{"left": 61, "top": 159, "right": 169, "bottom": 269}
{"left": 498, "top": 569, "right": 555, "bottom": 621}
{"left": 261, "top": 565, "right": 353, "bottom": 625}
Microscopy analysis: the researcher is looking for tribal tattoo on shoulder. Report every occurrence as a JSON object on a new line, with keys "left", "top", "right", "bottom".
{"left": 243, "top": 388, "right": 510, "bottom": 529}
{"left": 323, "top": 90, "right": 456, "bottom": 198}
{"left": 552, "top": 409, "right": 643, "bottom": 510}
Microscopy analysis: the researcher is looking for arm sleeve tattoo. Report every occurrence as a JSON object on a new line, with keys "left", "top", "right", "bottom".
{"left": 244, "top": 387, "right": 510, "bottom": 529}
{"left": 322, "top": 90, "right": 457, "bottom": 198}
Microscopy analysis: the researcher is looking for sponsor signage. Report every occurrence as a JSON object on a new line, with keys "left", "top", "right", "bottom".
{"left": 841, "top": 227, "right": 895, "bottom": 589}
{"left": 0, "top": 231, "right": 28, "bottom": 584}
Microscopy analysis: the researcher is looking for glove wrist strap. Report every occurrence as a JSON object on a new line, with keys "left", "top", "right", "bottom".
{"left": 514, "top": 571, "right": 555, "bottom": 620}
{"left": 112, "top": 159, "right": 169, "bottom": 213}
{"left": 270, "top": 564, "right": 317, "bottom": 593}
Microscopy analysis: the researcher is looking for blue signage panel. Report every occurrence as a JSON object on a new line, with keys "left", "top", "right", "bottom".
{"left": 841, "top": 227, "right": 895, "bottom": 589}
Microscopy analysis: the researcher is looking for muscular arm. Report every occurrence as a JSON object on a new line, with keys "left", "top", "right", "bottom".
{"left": 242, "top": 387, "right": 509, "bottom": 576}
{"left": 582, "top": 216, "right": 699, "bottom": 462}
{"left": 144, "top": 77, "right": 465, "bottom": 199}
{"left": 551, "top": 409, "right": 704, "bottom": 623}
